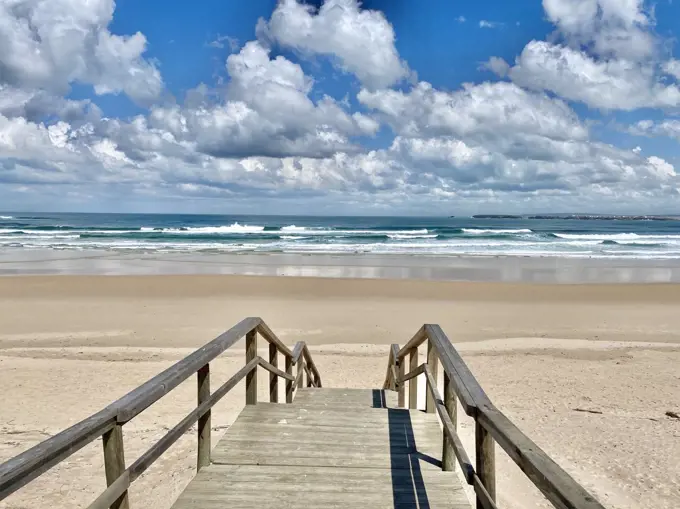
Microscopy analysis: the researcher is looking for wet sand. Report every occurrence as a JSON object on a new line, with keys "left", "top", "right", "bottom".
{"left": 0, "top": 275, "right": 679, "bottom": 509}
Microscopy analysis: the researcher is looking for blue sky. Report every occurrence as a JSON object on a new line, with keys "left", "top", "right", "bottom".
{"left": 1, "top": 0, "right": 680, "bottom": 215}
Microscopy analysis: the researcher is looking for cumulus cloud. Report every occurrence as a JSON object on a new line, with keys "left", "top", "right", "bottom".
{"left": 358, "top": 79, "right": 676, "bottom": 194}
{"left": 629, "top": 119, "right": 680, "bottom": 141}
{"left": 498, "top": 0, "right": 680, "bottom": 111}
{"left": 0, "top": 0, "right": 678, "bottom": 213}
{"left": 509, "top": 41, "right": 680, "bottom": 110}
{"left": 143, "top": 41, "right": 379, "bottom": 159}
{"left": 0, "top": 0, "right": 162, "bottom": 105}
{"left": 257, "top": 0, "right": 410, "bottom": 90}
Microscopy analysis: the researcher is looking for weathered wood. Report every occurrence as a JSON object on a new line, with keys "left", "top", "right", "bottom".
{"left": 442, "top": 372, "right": 457, "bottom": 472}
{"left": 396, "top": 347, "right": 405, "bottom": 407}
{"left": 475, "top": 420, "right": 496, "bottom": 509}
{"left": 0, "top": 408, "right": 116, "bottom": 501}
{"left": 397, "top": 325, "right": 427, "bottom": 358}
{"left": 294, "top": 361, "right": 304, "bottom": 392}
{"left": 291, "top": 341, "right": 305, "bottom": 364}
{"left": 304, "top": 364, "right": 314, "bottom": 388}
{"left": 128, "top": 358, "right": 258, "bottom": 483}
{"left": 473, "top": 474, "right": 499, "bottom": 509}
{"left": 196, "top": 363, "right": 211, "bottom": 471}
{"left": 302, "top": 345, "right": 321, "bottom": 387}
{"left": 409, "top": 348, "right": 418, "bottom": 409}
{"left": 114, "top": 317, "right": 261, "bottom": 423}
{"left": 245, "top": 330, "right": 257, "bottom": 405}
{"left": 175, "top": 389, "right": 471, "bottom": 509}
{"left": 423, "top": 366, "right": 474, "bottom": 483}
{"left": 477, "top": 405, "right": 605, "bottom": 509}
{"left": 389, "top": 364, "right": 399, "bottom": 391}
{"left": 86, "top": 470, "right": 131, "bottom": 509}
{"left": 382, "top": 346, "right": 395, "bottom": 390}
{"left": 400, "top": 362, "right": 425, "bottom": 383}
{"left": 268, "top": 343, "right": 278, "bottom": 403}
{"left": 256, "top": 321, "right": 294, "bottom": 358}
{"left": 285, "top": 356, "right": 293, "bottom": 403}
{"left": 294, "top": 388, "right": 399, "bottom": 409}
{"left": 426, "top": 340, "right": 439, "bottom": 414}
{"left": 257, "top": 356, "right": 296, "bottom": 381}
{"left": 102, "top": 424, "right": 129, "bottom": 509}
{"left": 424, "top": 324, "right": 483, "bottom": 414}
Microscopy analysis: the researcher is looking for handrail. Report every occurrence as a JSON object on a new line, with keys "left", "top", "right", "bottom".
{"left": 383, "top": 324, "right": 606, "bottom": 509}
{"left": 0, "top": 317, "right": 322, "bottom": 507}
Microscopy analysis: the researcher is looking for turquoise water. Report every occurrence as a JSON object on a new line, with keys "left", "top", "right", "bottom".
{"left": 2, "top": 213, "right": 680, "bottom": 259}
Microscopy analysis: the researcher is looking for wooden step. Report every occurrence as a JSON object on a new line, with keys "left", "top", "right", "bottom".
{"left": 170, "top": 389, "right": 472, "bottom": 509}
{"left": 293, "top": 388, "right": 399, "bottom": 409}
{"left": 172, "top": 465, "right": 470, "bottom": 509}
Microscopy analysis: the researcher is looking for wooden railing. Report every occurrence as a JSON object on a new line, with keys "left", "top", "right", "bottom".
{"left": 383, "top": 324, "right": 605, "bottom": 509}
{"left": 0, "top": 317, "right": 321, "bottom": 508}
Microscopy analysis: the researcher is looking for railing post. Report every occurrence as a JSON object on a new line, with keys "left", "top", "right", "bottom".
{"left": 442, "top": 372, "right": 457, "bottom": 471}
{"left": 397, "top": 356, "right": 405, "bottom": 407}
{"left": 409, "top": 348, "right": 418, "bottom": 409}
{"left": 426, "top": 340, "right": 438, "bottom": 414}
{"left": 476, "top": 421, "right": 496, "bottom": 508}
{"left": 269, "top": 343, "right": 279, "bottom": 403}
{"left": 197, "top": 363, "right": 211, "bottom": 471}
{"left": 297, "top": 357, "right": 304, "bottom": 392}
{"left": 285, "top": 355, "right": 293, "bottom": 403}
{"left": 102, "top": 424, "right": 129, "bottom": 509}
{"left": 245, "top": 330, "right": 257, "bottom": 405}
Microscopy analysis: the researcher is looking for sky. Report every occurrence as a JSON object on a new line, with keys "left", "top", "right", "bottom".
{"left": 2, "top": 0, "right": 680, "bottom": 215}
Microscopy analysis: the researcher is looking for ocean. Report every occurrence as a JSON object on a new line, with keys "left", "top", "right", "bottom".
{"left": 2, "top": 212, "right": 680, "bottom": 259}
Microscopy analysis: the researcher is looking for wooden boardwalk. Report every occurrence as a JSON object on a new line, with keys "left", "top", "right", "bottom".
{"left": 0, "top": 318, "right": 607, "bottom": 509}
{"left": 172, "top": 388, "right": 471, "bottom": 509}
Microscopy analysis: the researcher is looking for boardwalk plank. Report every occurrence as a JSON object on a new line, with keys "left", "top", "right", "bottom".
{"left": 171, "top": 388, "right": 472, "bottom": 509}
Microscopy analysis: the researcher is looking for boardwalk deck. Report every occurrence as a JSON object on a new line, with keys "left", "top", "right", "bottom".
{"left": 171, "top": 388, "right": 472, "bottom": 509}
{"left": 0, "top": 319, "right": 607, "bottom": 509}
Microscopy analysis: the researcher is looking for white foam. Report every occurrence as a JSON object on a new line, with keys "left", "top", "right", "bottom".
{"left": 0, "top": 216, "right": 13, "bottom": 220}
{"left": 387, "top": 234, "right": 438, "bottom": 239}
{"left": 279, "top": 225, "right": 325, "bottom": 233}
{"left": 142, "top": 223, "right": 266, "bottom": 234}
{"left": 554, "top": 233, "right": 641, "bottom": 240}
{"left": 462, "top": 228, "right": 532, "bottom": 234}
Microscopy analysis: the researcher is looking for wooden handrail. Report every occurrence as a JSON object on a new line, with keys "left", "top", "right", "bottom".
{"left": 383, "top": 324, "right": 606, "bottom": 509}
{"left": 0, "top": 318, "right": 322, "bottom": 507}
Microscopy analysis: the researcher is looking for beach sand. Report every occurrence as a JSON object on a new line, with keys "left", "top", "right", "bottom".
{"left": 0, "top": 275, "right": 679, "bottom": 509}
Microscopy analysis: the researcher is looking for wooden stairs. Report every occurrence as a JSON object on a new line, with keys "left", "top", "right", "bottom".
{"left": 0, "top": 318, "right": 607, "bottom": 509}
{"left": 171, "top": 388, "right": 470, "bottom": 508}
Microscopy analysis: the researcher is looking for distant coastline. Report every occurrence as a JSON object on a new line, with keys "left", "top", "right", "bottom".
{"left": 471, "top": 214, "right": 680, "bottom": 221}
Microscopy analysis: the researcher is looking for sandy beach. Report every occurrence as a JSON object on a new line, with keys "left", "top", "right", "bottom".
{"left": 1, "top": 275, "right": 679, "bottom": 509}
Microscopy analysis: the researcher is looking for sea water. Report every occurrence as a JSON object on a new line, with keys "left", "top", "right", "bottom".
{"left": 2, "top": 213, "right": 680, "bottom": 259}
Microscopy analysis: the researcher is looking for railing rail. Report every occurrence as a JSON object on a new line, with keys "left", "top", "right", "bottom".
{"left": 384, "top": 324, "right": 606, "bottom": 509}
{"left": 0, "top": 317, "right": 321, "bottom": 507}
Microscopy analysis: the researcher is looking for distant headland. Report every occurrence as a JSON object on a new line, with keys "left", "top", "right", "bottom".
{"left": 469, "top": 214, "right": 680, "bottom": 221}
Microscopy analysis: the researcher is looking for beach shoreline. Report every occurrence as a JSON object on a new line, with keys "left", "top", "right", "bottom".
{"left": 3, "top": 249, "right": 680, "bottom": 283}
{"left": 1, "top": 274, "right": 679, "bottom": 509}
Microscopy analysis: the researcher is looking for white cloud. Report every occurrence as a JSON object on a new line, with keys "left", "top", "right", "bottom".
{"left": 496, "top": 0, "right": 680, "bottom": 111}
{"left": 629, "top": 119, "right": 680, "bottom": 141}
{"left": 0, "top": 0, "right": 678, "bottom": 214}
{"left": 0, "top": 0, "right": 162, "bottom": 104}
{"left": 479, "top": 20, "right": 502, "bottom": 29}
{"left": 509, "top": 40, "right": 680, "bottom": 110}
{"left": 457, "top": 16, "right": 467, "bottom": 23}
{"left": 480, "top": 57, "right": 510, "bottom": 76}
{"left": 141, "top": 41, "right": 379, "bottom": 159}
{"left": 257, "top": 0, "right": 410, "bottom": 90}
{"left": 542, "top": 0, "right": 655, "bottom": 61}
